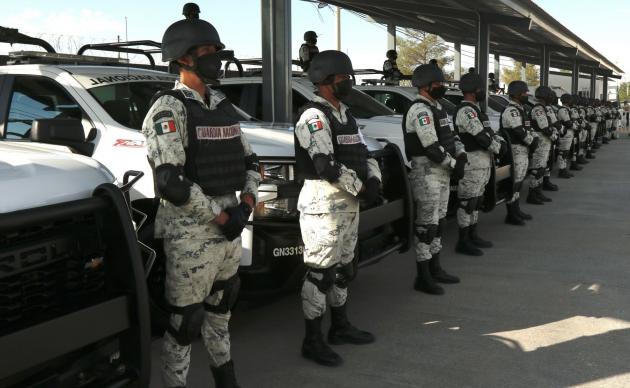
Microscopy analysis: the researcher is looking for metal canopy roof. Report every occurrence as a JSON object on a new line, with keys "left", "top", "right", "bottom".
{"left": 320, "top": 0, "right": 623, "bottom": 77}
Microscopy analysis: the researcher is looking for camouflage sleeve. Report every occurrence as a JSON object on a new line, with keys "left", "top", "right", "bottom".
{"left": 295, "top": 107, "right": 363, "bottom": 195}
{"left": 383, "top": 60, "right": 393, "bottom": 72}
{"left": 557, "top": 107, "right": 570, "bottom": 122}
{"left": 142, "top": 95, "right": 222, "bottom": 220}
{"left": 502, "top": 106, "right": 534, "bottom": 145}
{"left": 406, "top": 102, "right": 455, "bottom": 167}
{"left": 457, "top": 106, "right": 485, "bottom": 136}
{"left": 532, "top": 105, "right": 550, "bottom": 129}
{"left": 239, "top": 131, "right": 261, "bottom": 203}
{"left": 299, "top": 45, "right": 310, "bottom": 62}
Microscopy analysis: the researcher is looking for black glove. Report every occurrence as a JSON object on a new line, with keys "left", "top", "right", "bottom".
{"left": 529, "top": 136, "right": 540, "bottom": 152}
{"left": 220, "top": 202, "right": 252, "bottom": 241}
{"left": 453, "top": 153, "right": 468, "bottom": 180}
{"left": 497, "top": 141, "right": 508, "bottom": 158}
{"left": 360, "top": 177, "right": 380, "bottom": 205}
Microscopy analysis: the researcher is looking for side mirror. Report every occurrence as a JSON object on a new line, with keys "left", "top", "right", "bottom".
{"left": 30, "top": 118, "right": 95, "bottom": 156}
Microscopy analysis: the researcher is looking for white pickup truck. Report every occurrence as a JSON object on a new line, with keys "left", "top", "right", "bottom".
{"left": 0, "top": 141, "right": 153, "bottom": 386}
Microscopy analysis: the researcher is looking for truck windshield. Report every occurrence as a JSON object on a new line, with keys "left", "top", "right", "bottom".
{"left": 343, "top": 89, "right": 396, "bottom": 119}
{"left": 88, "top": 82, "right": 174, "bottom": 130}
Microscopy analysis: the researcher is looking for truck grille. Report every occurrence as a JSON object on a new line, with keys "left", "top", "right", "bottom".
{"left": 0, "top": 215, "right": 106, "bottom": 335}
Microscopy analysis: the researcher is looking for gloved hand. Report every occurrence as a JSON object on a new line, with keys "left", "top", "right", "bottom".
{"left": 529, "top": 136, "right": 540, "bottom": 152}
{"left": 453, "top": 153, "right": 468, "bottom": 180}
{"left": 219, "top": 202, "right": 252, "bottom": 241}
{"left": 360, "top": 177, "right": 381, "bottom": 205}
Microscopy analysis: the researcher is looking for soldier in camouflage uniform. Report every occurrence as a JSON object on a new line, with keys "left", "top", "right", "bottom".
{"left": 383, "top": 49, "right": 402, "bottom": 84}
{"left": 586, "top": 99, "right": 599, "bottom": 159}
{"left": 575, "top": 97, "right": 590, "bottom": 166}
{"left": 142, "top": 13, "right": 260, "bottom": 388}
{"left": 403, "top": 64, "right": 466, "bottom": 295}
{"left": 294, "top": 50, "right": 381, "bottom": 367}
{"left": 568, "top": 97, "right": 585, "bottom": 171}
{"left": 453, "top": 73, "right": 507, "bottom": 256}
{"left": 541, "top": 91, "right": 560, "bottom": 192}
{"left": 299, "top": 31, "right": 319, "bottom": 72}
{"left": 501, "top": 81, "right": 539, "bottom": 225}
{"left": 526, "top": 86, "right": 556, "bottom": 205}
{"left": 556, "top": 94, "right": 576, "bottom": 179}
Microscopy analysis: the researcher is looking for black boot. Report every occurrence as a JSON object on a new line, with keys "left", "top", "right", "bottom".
{"left": 469, "top": 224, "right": 493, "bottom": 248}
{"left": 211, "top": 360, "right": 241, "bottom": 388}
{"left": 504, "top": 203, "right": 525, "bottom": 226}
{"left": 602, "top": 137, "right": 609, "bottom": 144}
{"left": 526, "top": 188, "right": 544, "bottom": 205}
{"left": 515, "top": 200, "right": 532, "bottom": 220}
{"left": 570, "top": 162, "right": 583, "bottom": 171}
{"left": 586, "top": 151, "right": 596, "bottom": 159}
{"left": 328, "top": 304, "right": 375, "bottom": 345}
{"left": 577, "top": 155, "right": 589, "bottom": 164}
{"left": 456, "top": 227, "right": 484, "bottom": 256}
{"left": 429, "top": 253, "right": 460, "bottom": 283}
{"left": 535, "top": 186, "right": 552, "bottom": 202}
{"left": 542, "top": 176, "right": 559, "bottom": 191}
{"left": 302, "top": 317, "right": 343, "bottom": 366}
{"left": 414, "top": 261, "right": 444, "bottom": 295}
{"left": 558, "top": 169, "right": 573, "bottom": 179}
{"left": 593, "top": 142, "right": 601, "bottom": 149}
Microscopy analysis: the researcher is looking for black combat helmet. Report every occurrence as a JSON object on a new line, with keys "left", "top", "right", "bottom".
{"left": 459, "top": 73, "right": 482, "bottom": 93}
{"left": 507, "top": 80, "right": 528, "bottom": 97}
{"left": 560, "top": 93, "right": 573, "bottom": 105}
{"left": 386, "top": 49, "right": 397, "bottom": 60}
{"left": 308, "top": 50, "right": 353, "bottom": 84}
{"left": 162, "top": 18, "right": 225, "bottom": 62}
{"left": 304, "top": 30, "right": 318, "bottom": 43}
{"left": 534, "top": 85, "right": 553, "bottom": 100}
{"left": 182, "top": 3, "right": 200, "bottom": 19}
{"left": 411, "top": 63, "right": 445, "bottom": 88}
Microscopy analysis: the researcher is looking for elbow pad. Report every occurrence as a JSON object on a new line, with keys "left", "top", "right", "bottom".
{"left": 473, "top": 129, "right": 493, "bottom": 149}
{"left": 562, "top": 120, "right": 572, "bottom": 128}
{"left": 312, "top": 153, "right": 342, "bottom": 183}
{"left": 424, "top": 142, "right": 447, "bottom": 164}
{"left": 553, "top": 121, "right": 563, "bottom": 130}
{"left": 155, "top": 163, "right": 192, "bottom": 206}
{"left": 509, "top": 126, "right": 527, "bottom": 142}
{"left": 244, "top": 153, "right": 260, "bottom": 172}
{"left": 541, "top": 126, "right": 553, "bottom": 137}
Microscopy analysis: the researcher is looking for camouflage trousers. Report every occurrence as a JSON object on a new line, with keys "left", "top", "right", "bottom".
{"left": 577, "top": 129, "right": 588, "bottom": 156}
{"left": 410, "top": 163, "right": 450, "bottom": 262}
{"left": 605, "top": 120, "right": 613, "bottom": 139}
{"left": 300, "top": 211, "right": 358, "bottom": 319}
{"left": 557, "top": 130, "right": 574, "bottom": 170}
{"left": 457, "top": 165, "right": 491, "bottom": 228}
{"left": 162, "top": 237, "right": 241, "bottom": 388}
{"left": 589, "top": 123, "right": 598, "bottom": 150}
{"left": 529, "top": 136, "right": 551, "bottom": 189}
{"left": 508, "top": 144, "right": 529, "bottom": 203}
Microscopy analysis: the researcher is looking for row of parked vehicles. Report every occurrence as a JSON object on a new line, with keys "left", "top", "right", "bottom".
{"left": 0, "top": 29, "right": 514, "bottom": 387}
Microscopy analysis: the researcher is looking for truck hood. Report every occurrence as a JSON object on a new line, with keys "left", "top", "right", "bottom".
{"left": 0, "top": 142, "right": 115, "bottom": 213}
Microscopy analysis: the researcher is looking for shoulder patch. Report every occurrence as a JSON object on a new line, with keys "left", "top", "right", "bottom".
{"left": 307, "top": 116, "right": 324, "bottom": 133}
{"left": 154, "top": 118, "right": 177, "bottom": 135}
{"left": 153, "top": 110, "right": 174, "bottom": 122}
{"left": 465, "top": 110, "right": 478, "bottom": 119}
{"left": 535, "top": 109, "right": 545, "bottom": 117}
{"left": 180, "top": 89, "right": 196, "bottom": 99}
{"left": 510, "top": 109, "right": 520, "bottom": 118}
{"left": 417, "top": 111, "right": 431, "bottom": 126}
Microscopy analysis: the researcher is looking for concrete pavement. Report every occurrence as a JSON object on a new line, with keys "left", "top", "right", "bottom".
{"left": 151, "top": 137, "right": 630, "bottom": 388}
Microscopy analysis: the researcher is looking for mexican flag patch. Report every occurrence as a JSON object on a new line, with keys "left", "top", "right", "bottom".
{"left": 466, "top": 110, "right": 477, "bottom": 119}
{"left": 307, "top": 117, "right": 324, "bottom": 133}
{"left": 155, "top": 120, "right": 176, "bottom": 135}
{"left": 417, "top": 112, "right": 431, "bottom": 126}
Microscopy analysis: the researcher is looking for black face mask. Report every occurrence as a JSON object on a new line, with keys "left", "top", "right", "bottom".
{"left": 518, "top": 95, "right": 529, "bottom": 104}
{"left": 332, "top": 79, "right": 353, "bottom": 100}
{"left": 474, "top": 90, "right": 486, "bottom": 102}
{"left": 428, "top": 85, "right": 446, "bottom": 100}
{"left": 193, "top": 52, "right": 223, "bottom": 85}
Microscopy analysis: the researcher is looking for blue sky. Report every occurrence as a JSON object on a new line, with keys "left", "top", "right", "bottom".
{"left": 0, "top": 0, "right": 626, "bottom": 79}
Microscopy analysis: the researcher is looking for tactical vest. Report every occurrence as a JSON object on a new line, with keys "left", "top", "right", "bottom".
{"left": 500, "top": 104, "right": 528, "bottom": 145}
{"left": 295, "top": 101, "right": 368, "bottom": 182}
{"left": 453, "top": 102, "right": 492, "bottom": 152}
{"left": 151, "top": 89, "right": 246, "bottom": 196}
{"left": 402, "top": 99, "right": 456, "bottom": 160}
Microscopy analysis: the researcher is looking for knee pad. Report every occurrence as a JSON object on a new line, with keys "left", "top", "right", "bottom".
{"left": 475, "top": 196, "right": 485, "bottom": 211}
{"left": 436, "top": 218, "right": 447, "bottom": 238}
{"left": 458, "top": 197, "right": 477, "bottom": 214}
{"left": 536, "top": 168, "right": 545, "bottom": 179}
{"left": 415, "top": 223, "right": 438, "bottom": 244}
{"left": 205, "top": 274, "right": 241, "bottom": 315}
{"left": 335, "top": 261, "right": 357, "bottom": 289}
{"left": 167, "top": 303, "right": 205, "bottom": 346}
{"left": 306, "top": 266, "right": 336, "bottom": 293}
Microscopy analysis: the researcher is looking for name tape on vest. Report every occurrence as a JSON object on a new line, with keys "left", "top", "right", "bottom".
{"left": 336, "top": 134, "right": 362, "bottom": 145}
{"left": 439, "top": 118, "right": 450, "bottom": 127}
{"left": 196, "top": 125, "right": 240, "bottom": 140}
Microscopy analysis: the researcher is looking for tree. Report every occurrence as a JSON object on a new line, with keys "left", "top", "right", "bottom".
{"left": 396, "top": 29, "right": 453, "bottom": 75}
{"left": 501, "top": 62, "right": 540, "bottom": 87}
{"left": 617, "top": 82, "right": 630, "bottom": 102}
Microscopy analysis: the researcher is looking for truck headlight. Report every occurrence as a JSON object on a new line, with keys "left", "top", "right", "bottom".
{"left": 254, "top": 163, "right": 300, "bottom": 220}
